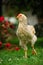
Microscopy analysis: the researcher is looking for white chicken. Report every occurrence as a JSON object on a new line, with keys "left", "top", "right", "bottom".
{"left": 16, "top": 13, "right": 37, "bottom": 58}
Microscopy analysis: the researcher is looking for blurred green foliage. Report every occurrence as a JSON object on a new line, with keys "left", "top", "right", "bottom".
{"left": 3, "top": 0, "right": 43, "bottom": 17}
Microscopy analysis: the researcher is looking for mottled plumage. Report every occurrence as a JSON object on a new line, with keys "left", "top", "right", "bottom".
{"left": 16, "top": 13, "right": 37, "bottom": 58}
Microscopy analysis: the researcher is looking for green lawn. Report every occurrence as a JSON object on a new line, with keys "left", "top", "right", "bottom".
{"left": 0, "top": 38, "right": 43, "bottom": 65}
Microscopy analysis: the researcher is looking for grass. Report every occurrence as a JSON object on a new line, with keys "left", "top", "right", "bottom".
{"left": 0, "top": 37, "right": 43, "bottom": 65}
{"left": 0, "top": 48, "right": 43, "bottom": 65}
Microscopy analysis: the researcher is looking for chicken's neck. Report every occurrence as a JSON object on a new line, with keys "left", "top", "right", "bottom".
{"left": 19, "top": 22, "right": 27, "bottom": 27}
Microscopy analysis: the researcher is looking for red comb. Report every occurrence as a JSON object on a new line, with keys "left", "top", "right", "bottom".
{"left": 17, "top": 13, "right": 22, "bottom": 18}
{"left": 19, "top": 13, "right": 22, "bottom": 16}
{"left": 18, "top": 13, "right": 22, "bottom": 17}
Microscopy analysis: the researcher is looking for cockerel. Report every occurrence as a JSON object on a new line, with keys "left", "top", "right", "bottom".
{"left": 16, "top": 13, "right": 37, "bottom": 58}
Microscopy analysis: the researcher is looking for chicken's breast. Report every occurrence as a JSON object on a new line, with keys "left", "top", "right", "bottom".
{"left": 16, "top": 24, "right": 35, "bottom": 42}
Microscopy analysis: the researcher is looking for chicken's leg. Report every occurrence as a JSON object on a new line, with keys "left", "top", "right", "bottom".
{"left": 19, "top": 41, "right": 28, "bottom": 58}
{"left": 24, "top": 49, "right": 28, "bottom": 58}
{"left": 31, "top": 44, "right": 37, "bottom": 55}
{"left": 23, "top": 45, "right": 28, "bottom": 58}
{"left": 31, "top": 35, "right": 37, "bottom": 55}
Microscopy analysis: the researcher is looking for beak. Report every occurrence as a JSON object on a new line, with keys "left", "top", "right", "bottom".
{"left": 16, "top": 15, "right": 19, "bottom": 19}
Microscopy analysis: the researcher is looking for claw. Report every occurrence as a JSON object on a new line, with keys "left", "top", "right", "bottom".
{"left": 32, "top": 49, "right": 37, "bottom": 55}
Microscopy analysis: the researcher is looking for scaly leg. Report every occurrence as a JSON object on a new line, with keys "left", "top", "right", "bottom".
{"left": 24, "top": 49, "right": 28, "bottom": 58}
{"left": 31, "top": 45, "right": 37, "bottom": 55}
{"left": 31, "top": 35, "right": 37, "bottom": 55}
{"left": 19, "top": 41, "right": 28, "bottom": 58}
{"left": 23, "top": 45, "right": 28, "bottom": 58}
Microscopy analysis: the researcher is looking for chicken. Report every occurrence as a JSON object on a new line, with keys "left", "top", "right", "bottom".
{"left": 16, "top": 13, "right": 37, "bottom": 58}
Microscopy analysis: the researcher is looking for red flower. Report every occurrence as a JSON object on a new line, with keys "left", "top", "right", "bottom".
{"left": 4, "top": 30, "right": 7, "bottom": 33}
{"left": 0, "top": 16, "right": 4, "bottom": 22}
{"left": 2, "top": 24, "right": 6, "bottom": 29}
{"left": 5, "top": 21, "right": 9, "bottom": 26}
{"left": 5, "top": 43, "right": 11, "bottom": 48}
{"left": 10, "top": 25, "right": 15, "bottom": 29}
{"left": 15, "top": 46, "right": 20, "bottom": 51}
{"left": 0, "top": 41, "right": 2, "bottom": 48}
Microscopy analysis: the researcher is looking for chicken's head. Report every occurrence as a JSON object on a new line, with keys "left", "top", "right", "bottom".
{"left": 16, "top": 13, "right": 27, "bottom": 23}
